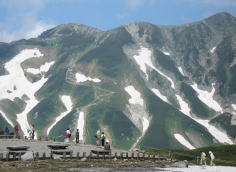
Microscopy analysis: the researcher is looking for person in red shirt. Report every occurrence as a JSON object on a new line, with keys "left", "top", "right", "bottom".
{"left": 14, "top": 124, "right": 20, "bottom": 139}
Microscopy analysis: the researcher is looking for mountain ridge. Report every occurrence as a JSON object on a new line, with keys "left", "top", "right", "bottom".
{"left": 0, "top": 12, "right": 236, "bottom": 150}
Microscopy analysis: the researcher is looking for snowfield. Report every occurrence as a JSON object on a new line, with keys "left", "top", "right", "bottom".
{"left": 0, "top": 49, "right": 51, "bottom": 137}
{"left": 125, "top": 85, "right": 150, "bottom": 150}
{"left": 191, "top": 83, "right": 223, "bottom": 113}
{"left": 132, "top": 47, "right": 175, "bottom": 89}
{"left": 176, "top": 94, "right": 233, "bottom": 144}
{"left": 174, "top": 133, "right": 195, "bottom": 149}
{"left": 75, "top": 73, "right": 101, "bottom": 83}
{"left": 125, "top": 85, "right": 144, "bottom": 106}
{"left": 232, "top": 104, "right": 236, "bottom": 111}
{"left": 162, "top": 51, "right": 171, "bottom": 56}
{"left": 165, "top": 165, "right": 236, "bottom": 172}
{"left": 47, "top": 95, "right": 73, "bottom": 136}
{"left": 178, "top": 66, "right": 185, "bottom": 76}
{"left": 0, "top": 110, "right": 14, "bottom": 127}
{"left": 26, "top": 61, "right": 55, "bottom": 75}
{"left": 210, "top": 46, "right": 216, "bottom": 54}
{"left": 152, "top": 88, "right": 168, "bottom": 103}
{"left": 76, "top": 111, "right": 85, "bottom": 141}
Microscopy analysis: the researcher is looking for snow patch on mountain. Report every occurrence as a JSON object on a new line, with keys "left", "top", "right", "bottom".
{"left": 176, "top": 94, "right": 233, "bottom": 144}
{"left": 176, "top": 95, "right": 191, "bottom": 116}
{"left": 75, "top": 73, "right": 101, "bottom": 83}
{"left": 132, "top": 47, "right": 175, "bottom": 89}
{"left": 26, "top": 61, "right": 55, "bottom": 75}
{"left": 210, "top": 47, "right": 216, "bottom": 53}
{"left": 0, "top": 110, "right": 14, "bottom": 127}
{"left": 47, "top": 95, "right": 73, "bottom": 136}
{"left": 174, "top": 133, "right": 195, "bottom": 149}
{"left": 76, "top": 111, "right": 85, "bottom": 141}
{"left": 191, "top": 83, "right": 223, "bottom": 113}
{"left": 0, "top": 48, "right": 48, "bottom": 137}
{"left": 232, "top": 104, "right": 236, "bottom": 111}
{"left": 162, "top": 51, "right": 170, "bottom": 56}
{"left": 125, "top": 85, "right": 150, "bottom": 149}
{"left": 152, "top": 88, "right": 168, "bottom": 103}
{"left": 125, "top": 85, "right": 144, "bottom": 106}
{"left": 178, "top": 66, "right": 185, "bottom": 76}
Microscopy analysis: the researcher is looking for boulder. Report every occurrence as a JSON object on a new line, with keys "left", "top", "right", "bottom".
{"left": 21, "top": 151, "right": 34, "bottom": 161}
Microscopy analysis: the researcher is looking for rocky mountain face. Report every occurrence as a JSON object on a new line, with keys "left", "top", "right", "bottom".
{"left": 0, "top": 12, "right": 236, "bottom": 150}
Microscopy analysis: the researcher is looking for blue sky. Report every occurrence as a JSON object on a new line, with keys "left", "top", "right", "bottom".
{"left": 0, "top": 0, "right": 236, "bottom": 42}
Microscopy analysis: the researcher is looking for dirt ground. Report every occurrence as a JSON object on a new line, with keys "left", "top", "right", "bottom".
{"left": 0, "top": 159, "right": 173, "bottom": 172}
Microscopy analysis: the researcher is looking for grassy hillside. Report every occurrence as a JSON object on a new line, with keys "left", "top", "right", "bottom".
{"left": 148, "top": 144, "right": 236, "bottom": 166}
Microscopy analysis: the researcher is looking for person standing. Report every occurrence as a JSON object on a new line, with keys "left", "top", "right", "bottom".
{"left": 101, "top": 132, "right": 106, "bottom": 146}
{"left": 14, "top": 124, "right": 20, "bottom": 139}
{"left": 65, "top": 128, "right": 71, "bottom": 143}
{"left": 4, "top": 127, "right": 9, "bottom": 135}
{"left": 200, "top": 152, "right": 207, "bottom": 165}
{"left": 209, "top": 151, "right": 215, "bottom": 166}
{"left": 75, "top": 129, "right": 80, "bottom": 143}
{"left": 95, "top": 130, "right": 101, "bottom": 146}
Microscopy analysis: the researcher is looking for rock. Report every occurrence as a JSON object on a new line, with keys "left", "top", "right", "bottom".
{"left": 53, "top": 154, "right": 62, "bottom": 160}
{"left": 168, "top": 160, "right": 189, "bottom": 168}
{"left": 113, "top": 157, "right": 117, "bottom": 161}
{"left": 80, "top": 157, "right": 87, "bottom": 162}
{"left": 123, "top": 159, "right": 128, "bottom": 162}
{"left": 21, "top": 151, "right": 34, "bottom": 161}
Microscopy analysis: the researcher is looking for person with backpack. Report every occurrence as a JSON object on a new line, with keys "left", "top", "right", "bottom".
{"left": 75, "top": 129, "right": 80, "bottom": 143}
{"left": 209, "top": 151, "right": 215, "bottom": 166}
{"left": 101, "top": 132, "right": 106, "bottom": 146}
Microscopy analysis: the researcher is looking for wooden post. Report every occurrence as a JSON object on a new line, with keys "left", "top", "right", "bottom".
{"left": 96, "top": 152, "right": 99, "bottom": 159}
{"left": 126, "top": 152, "right": 128, "bottom": 159}
{"left": 42, "top": 152, "right": 46, "bottom": 159}
{"left": 197, "top": 156, "right": 199, "bottom": 165}
{"left": 103, "top": 152, "right": 105, "bottom": 159}
{"left": 70, "top": 151, "right": 73, "bottom": 158}
{"left": 18, "top": 153, "right": 22, "bottom": 161}
{"left": 137, "top": 153, "right": 140, "bottom": 160}
{"left": 63, "top": 152, "right": 66, "bottom": 159}
{"left": 35, "top": 152, "right": 39, "bottom": 160}
{"left": 121, "top": 152, "right": 123, "bottom": 159}
{"left": 114, "top": 152, "right": 117, "bottom": 158}
{"left": 83, "top": 152, "right": 86, "bottom": 158}
{"left": 131, "top": 152, "right": 134, "bottom": 159}
{"left": 13, "top": 152, "right": 16, "bottom": 161}
{"left": 89, "top": 152, "right": 92, "bottom": 160}
{"left": 77, "top": 152, "right": 80, "bottom": 159}
{"left": 50, "top": 152, "right": 53, "bottom": 159}
{"left": 0, "top": 153, "right": 3, "bottom": 160}
{"left": 6, "top": 153, "right": 10, "bottom": 161}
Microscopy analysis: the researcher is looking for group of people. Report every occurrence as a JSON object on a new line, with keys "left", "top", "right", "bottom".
{"left": 0, "top": 127, "right": 11, "bottom": 135}
{"left": 95, "top": 130, "right": 111, "bottom": 150}
{"left": 200, "top": 151, "right": 215, "bottom": 166}
{"left": 0, "top": 124, "right": 35, "bottom": 140}
{"left": 65, "top": 128, "right": 80, "bottom": 143}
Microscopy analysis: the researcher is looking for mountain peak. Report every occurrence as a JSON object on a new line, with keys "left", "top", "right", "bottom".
{"left": 39, "top": 23, "right": 102, "bottom": 39}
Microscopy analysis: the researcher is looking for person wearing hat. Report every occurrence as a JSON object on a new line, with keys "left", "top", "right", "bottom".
{"left": 209, "top": 151, "right": 215, "bottom": 166}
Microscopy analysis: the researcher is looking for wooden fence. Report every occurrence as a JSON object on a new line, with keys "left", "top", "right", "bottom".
{"left": 0, "top": 151, "right": 168, "bottom": 161}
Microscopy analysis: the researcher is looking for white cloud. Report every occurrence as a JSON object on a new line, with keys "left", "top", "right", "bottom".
{"left": 126, "top": 0, "right": 157, "bottom": 8}
{"left": 0, "top": 0, "right": 55, "bottom": 43}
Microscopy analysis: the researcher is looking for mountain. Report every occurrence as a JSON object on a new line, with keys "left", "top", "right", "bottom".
{"left": 0, "top": 12, "right": 236, "bottom": 150}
